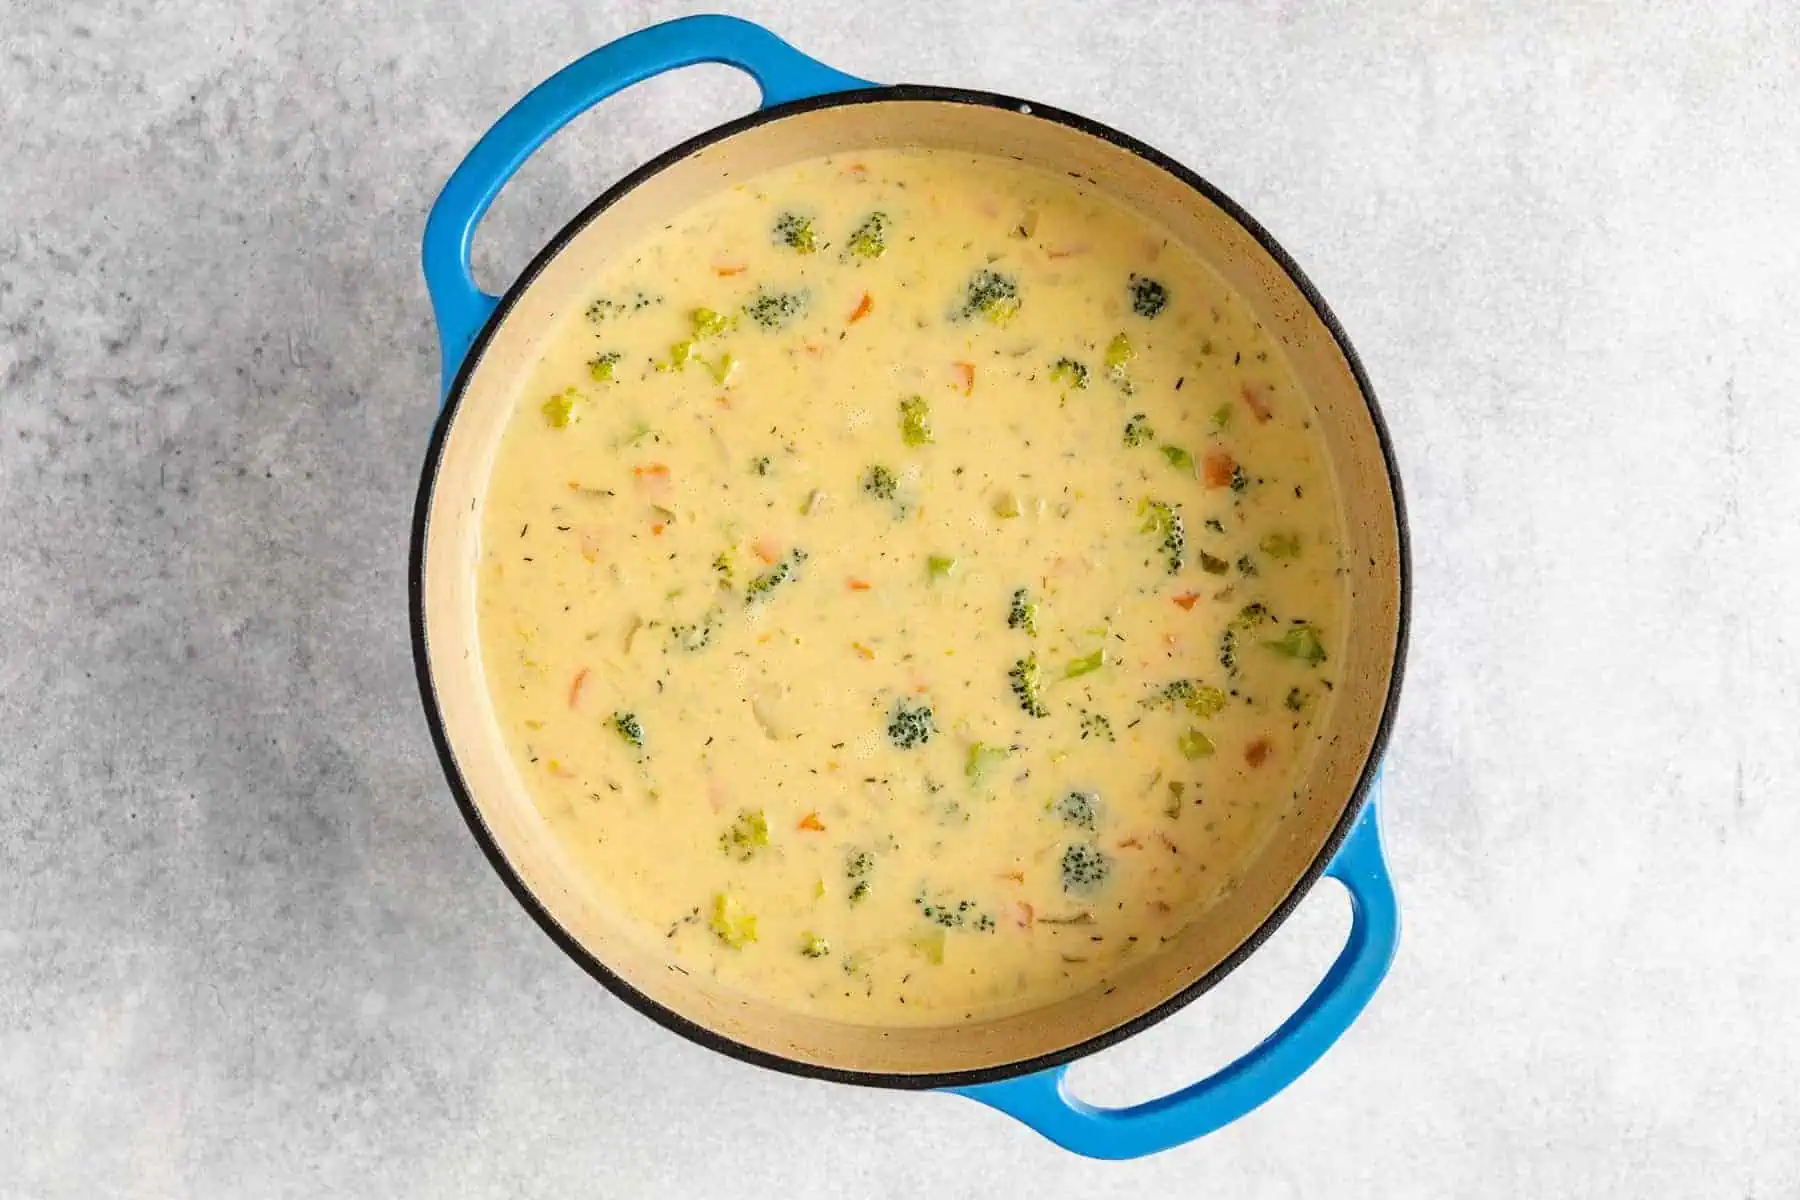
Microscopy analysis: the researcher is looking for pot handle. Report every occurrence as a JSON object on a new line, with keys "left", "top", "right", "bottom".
{"left": 421, "top": 14, "right": 874, "bottom": 396}
{"left": 951, "top": 790, "right": 1399, "bottom": 1159}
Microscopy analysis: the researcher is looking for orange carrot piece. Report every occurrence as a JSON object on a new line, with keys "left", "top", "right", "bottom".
{"left": 846, "top": 577, "right": 872, "bottom": 591}
{"left": 848, "top": 292, "right": 873, "bottom": 323}
{"left": 1173, "top": 592, "right": 1200, "bottom": 611}
{"left": 1242, "top": 382, "right": 1274, "bottom": 423}
{"left": 713, "top": 263, "right": 747, "bottom": 277}
{"left": 567, "top": 667, "right": 590, "bottom": 709}
{"left": 633, "top": 463, "right": 670, "bottom": 478}
{"left": 651, "top": 523, "right": 665, "bottom": 537}
{"left": 798, "top": 812, "right": 826, "bottom": 831}
{"left": 952, "top": 361, "right": 975, "bottom": 395}
{"left": 752, "top": 537, "right": 781, "bottom": 564}
{"left": 1203, "top": 450, "right": 1236, "bottom": 489}
{"left": 1245, "top": 738, "right": 1272, "bottom": 767}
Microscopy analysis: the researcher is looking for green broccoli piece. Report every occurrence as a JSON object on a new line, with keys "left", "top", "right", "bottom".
{"left": 709, "top": 893, "right": 757, "bottom": 948}
{"left": 1052, "top": 790, "right": 1098, "bottom": 830}
{"left": 926, "top": 555, "right": 958, "bottom": 582}
{"left": 704, "top": 352, "right": 738, "bottom": 385}
{"left": 915, "top": 891, "right": 985, "bottom": 929}
{"left": 712, "top": 548, "right": 735, "bottom": 588}
{"left": 1285, "top": 686, "right": 1310, "bottom": 712}
{"left": 1141, "top": 679, "right": 1227, "bottom": 717}
{"left": 847, "top": 849, "right": 874, "bottom": 904}
{"left": 1236, "top": 554, "right": 1259, "bottom": 577}
{"left": 1266, "top": 623, "right": 1328, "bottom": 665}
{"left": 1128, "top": 274, "right": 1169, "bottom": 318}
{"left": 743, "top": 288, "right": 809, "bottom": 330}
{"left": 668, "top": 608, "right": 720, "bottom": 652}
{"left": 1007, "top": 588, "right": 1039, "bottom": 636}
{"left": 899, "top": 394, "right": 934, "bottom": 446}
{"left": 1230, "top": 463, "right": 1250, "bottom": 493}
{"left": 1079, "top": 710, "right": 1115, "bottom": 742}
{"left": 1123, "top": 413, "right": 1155, "bottom": 447}
{"left": 862, "top": 464, "right": 899, "bottom": 501}
{"left": 1008, "top": 652, "right": 1049, "bottom": 718}
{"left": 1260, "top": 532, "right": 1302, "bottom": 559}
{"left": 886, "top": 700, "right": 936, "bottom": 750}
{"left": 1060, "top": 844, "right": 1111, "bottom": 894}
{"left": 800, "top": 932, "right": 831, "bottom": 958}
{"left": 746, "top": 549, "right": 808, "bottom": 603}
{"left": 959, "top": 268, "right": 1020, "bottom": 324}
{"left": 1198, "top": 550, "right": 1230, "bottom": 575}
{"left": 611, "top": 711, "right": 644, "bottom": 749}
{"left": 587, "top": 352, "right": 622, "bottom": 383}
{"left": 1178, "top": 729, "right": 1216, "bottom": 760}
{"left": 1212, "top": 402, "right": 1234, "bottom": 429}
{"left": 1050, "top": 358, "right": 1090, "bottom": 390}
{"left": 1104, "top": 333, "right": 1136, "bottom": 389}
{"left": 540, "top": 388, "right": 580, "bottom": 428}
{"left": 1139, "top": 500, "right": 1186, "bottom": 574}
{"left": 773, "top": 211, "right": 820, "bottom": 253}
{"left": 845, "top": 211, "right": 889, "bottom": 259}
{"left": 1221, "top": 602, "right": 1274, "bottom": 674}
{"left": 1065, "top": 649, "right": 1106, "bottom": 679}
{"left": 965, "top": 742, "right": 1012, "bottom": 786}
{"left": 689, "top": 307, "right": 733, "bottom": 339}
{"left": 1161, "top": 445, "right": 1195, "bottom": 474}
{"left": 718, "top": 809, "right": 771, "bottom": 860}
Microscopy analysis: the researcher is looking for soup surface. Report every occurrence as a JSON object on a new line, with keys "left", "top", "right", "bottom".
{"left": 475, "top": 148, "right": 1345, "bottom": 1025}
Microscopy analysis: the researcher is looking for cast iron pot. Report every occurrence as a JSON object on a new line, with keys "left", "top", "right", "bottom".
{"left": 413, "top": 14, "right": 1409, "bottom": 1159}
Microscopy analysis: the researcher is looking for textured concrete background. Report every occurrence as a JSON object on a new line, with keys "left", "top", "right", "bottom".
{"left": 3, "top": 0, "right": 1798, "bottom": 1195}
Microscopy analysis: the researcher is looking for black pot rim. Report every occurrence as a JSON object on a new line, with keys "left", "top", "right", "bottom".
{"left": 410, "top": 83, "right": 1412, "bottom": 1092}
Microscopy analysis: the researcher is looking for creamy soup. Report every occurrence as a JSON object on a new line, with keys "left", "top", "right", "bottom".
{"left": 475, "top": 148, "right": 1345, "bottom": 1025}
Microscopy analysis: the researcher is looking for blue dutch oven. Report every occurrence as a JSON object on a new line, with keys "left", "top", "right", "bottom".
{"left": 413, "top": 14, "right": 1409, "bottom": 1159}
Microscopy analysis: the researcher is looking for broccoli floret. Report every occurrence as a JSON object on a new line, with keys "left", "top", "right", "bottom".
{"left": 540, "top": 388, "right": 580, "bottom": 428}
{"left": 847, "top": 849, "right": 874, "bottom": 904}
{"left": 845, "top": 211, "right": 889, "bottom": 259}
{"left": 1230, "top": 464, "right": 1250, "bottom": 493}
{"left": 800, "top": 932, "right": 831, "bottom": 958}
{"left": 1141, "top": 679, "right": 1227, "bottom": 717}
{"left": 585, "top": 291, "right": 660, "bottom": 323}
{"left": 1178, "top": 728, "right": 1216, "bottom": 760}
{"left": 926, "top": 555, "right": 958, "bottom": 582}
{"left": 743, "top": 288, "right": 809, "bottom": 330}
{"left": 1008, "top": 653, "right": 1049, "bottom": 718}
{"left": 1049, "top": 358, "right": 1090, "bottom": 390}
{"left": 704, "top": 352, "right": 738, "bottom": 385}
{"left": 745, "top": 550, "right": 808, "bottom": 603}
{"left": 709, "top": 892, "right": 757, "bottom": 948}
{"left": 1053, "top": 790, "right": 1098, "bottom": 830}
{"left": 1161, "top": 445, "right": 1195, "bottom": 473}
{"left": 915, "top": 892, "right": 989, "bottom": 929}
{"left": 887, "top": 700, "right": 936, "bottom": 750}
{"left": 587, "top": 352, "right": 621, "bottom": 383}
{"left": 899, "top": 394, "right": 933, "bottom": 446}
{"left": 862, "top": 464, "right": 898, "bottom": 501}
{"left": 1198, "top": 550, "right": 1230, "bottom": 575}
{"left": 1265, "top": 623, "right": 1328, "bottom": 665}
{"left": 668, "top": 608, "right": 719, "bottom": 652}
{"left": 1236, "top": 554, "right": 1259, "bottom": 577}
{"left": 1140, "top": 500, "right": 1186, "bottom": 574}
{"left": 1007, "top": 588, "right": 1039, "bottom": 636}
{"left": 1123, "top": 413, "right": 1155, "bottom": 447}
{"left": 612, "top": 711, "right": 644, "bottom": 749}
{"left": 1205, "top": 517, "right": 1226, "bottom": 534}
{"left": 1079, "top": 710, "right": 1115, "bottom": 742}
{"left": 1128, "top": 274, "right": 1169, "bottom": 318}
{"left": 691, "top": 308, "right": 734, "bottom": 340}
{"left": 959, "top": 268, "right": 1020, "bottom": 324}
{"left": 718, "top": 809, "right": 771, "bottom": 860}
{"left": 1104, "top": 333, "right": 1136, "bottom": 391}
{"left": 772, "top": 211, "right": 820, "bottom": 253}
{"left": 1260, "top": 532, "right": 1302, "bottom": 559}
{"left": 712, "top": 548, "right": 735, "bottom": 588}
{"left": 1060, "top": 844, "right": 1111, "bottom": 893}
{"left": 1221, "top": 603, "right": 1274, "bottom": 674}
{"left": 1212, "top": 402, "right": 1234, "bottom": 429}
{"left": 1285, "top": 686, "right": 1310, "bottom": 712}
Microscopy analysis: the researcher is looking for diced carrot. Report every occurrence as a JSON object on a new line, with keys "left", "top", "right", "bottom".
{"left": 846, "top": 578, "right": 872, "bottom": 591}
{"left": 952, "top": 361, "right": 975, "bottom": 395}
{"left": 1203, "top": 450, "right": 1236, "bottom": 489}
{"left": 632, "top": 463, "right": 670, "bottom": 478}
{"left": 714, "top": 395, "right": 732, "bottom": 409}
{"left": 1173, "top": 592, "right": 1200, "bottom": 611}
{"left": 850, "top": 642, "right": 875, "bottom": 660}
{"left": 848, "top": 292, "right": 873, "bottom": 323}
{"left": 798, "top": 812, "right": 826, "bottom": 832}
{"left": 567, "top": 667, "right": 590, "bottom": 709}
{"left": 752, "top": 537, "right": 781, "bottom": 564}
{"left": 846, "top": 163, "right": 868, "bottom": 178}
{"left": 757, "top": 632, "right": 773, "bottom": 644}
{"left": 1242, "top": 382, "right": 1274, "bottom": 423}
{"left": 651, "top": 523, "right": 665, "bottom": 537}
{"left": 1245, "top": 737, "right": 1272, "bottom": 767}
{"left": 713, "top": 263, "right": 747, "bottom": 277}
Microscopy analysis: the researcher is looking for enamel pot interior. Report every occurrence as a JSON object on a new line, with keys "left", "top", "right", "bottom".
{"left": 415, "top": 92, "right": 1406, "bottom": 1085}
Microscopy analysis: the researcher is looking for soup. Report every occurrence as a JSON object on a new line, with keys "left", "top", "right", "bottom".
{"left": 475, "top": 148, "right": 1346, "bottom": 1025}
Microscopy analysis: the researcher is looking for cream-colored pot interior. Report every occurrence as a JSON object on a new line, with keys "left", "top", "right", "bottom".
{"left": 418, "top": 97, "right": 1404, "bottom": 1078}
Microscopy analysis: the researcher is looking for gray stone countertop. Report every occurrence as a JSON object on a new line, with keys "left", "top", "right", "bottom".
{"left": 3, "top": 1, "right": 1797, "bottom": 1195}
